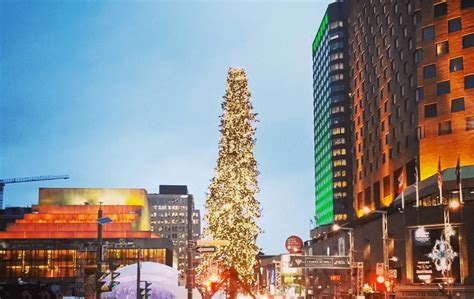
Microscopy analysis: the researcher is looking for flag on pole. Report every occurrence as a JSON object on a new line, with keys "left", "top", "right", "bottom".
{"left": 415, "top": 161, "right": 420, "bottom": 207}
{"left": 456, "top": 156, "right": 463, "bottom": 203}
{"left": 398, "top": 172, "right": 404, "bottom": 194}
{"left": 398, "top": 171, "right": 405, "bottom": 210}
{"left": 438, "top": 157, "right": 443, "bottom": 205}
{"left": 455, "top": 157, "right": 461, "bottom": 186}
{"left": 437, "top": 158, "right": 443, "bottom": 190}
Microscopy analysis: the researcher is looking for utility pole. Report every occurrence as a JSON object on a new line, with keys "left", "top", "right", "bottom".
{"left": 137, "top": 247, "right": 141, "bottom": 299}
{"left": 187, "top": 195, "right": 194, "bottom": 299}
{"left": 96, "top": 202, "right": 103, "bottom": 299}
{"left": 382, "top": 211, "right": 389, "bottom": 299}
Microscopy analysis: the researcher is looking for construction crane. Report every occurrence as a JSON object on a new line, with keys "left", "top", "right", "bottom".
{"left": 0, "top": 175, "right": 69, "bottom": 209}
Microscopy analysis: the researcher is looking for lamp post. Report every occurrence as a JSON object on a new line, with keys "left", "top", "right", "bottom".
{"left": 332, "top": 224, "right": 354, "bottom": 297}
{"left": 363, "top": 207, "right": 388, "bottom": 299}
{"left": 96, "top": 202, "right": 103, "bottom": 299}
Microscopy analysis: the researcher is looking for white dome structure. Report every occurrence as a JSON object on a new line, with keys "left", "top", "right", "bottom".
{"left": 101, "top": 262, "right": 201, "bottom": 299}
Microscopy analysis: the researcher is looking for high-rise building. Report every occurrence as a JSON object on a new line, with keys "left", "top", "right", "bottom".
{"left": 148, "top": 185, "right": 201, "bottom": 272}
{"left": 312, "top": 1, "right": 354, "bottom": 226}
{"left": 415, "top": 0, "right": 474, "bottom": 180}
{"left": 348, "top": 0, "right": 419, "bottom": 216}
{"left": 346, "top": 0, "right": 474, "bottom": 216}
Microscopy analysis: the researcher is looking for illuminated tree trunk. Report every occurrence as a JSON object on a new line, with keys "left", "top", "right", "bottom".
{"left": 202, "top": 68, "right": 261, "bottom": 295}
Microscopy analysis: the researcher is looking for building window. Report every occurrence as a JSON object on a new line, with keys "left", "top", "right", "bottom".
{"left": 416, "top": 87, "right": 424, "bottom": 101}
{"left": 417, "top": 126, "right": 425, "bottom": 139}
{"left": 448, "top": 18, "right": 462, "bottom": 32}
{"left": 330, "top": 21, "right": 344, "bottom": 29}
{"left": 467, "top": 116, "right": 474, "bottom": 130}
{"left": 425, "top": 103, "right": 438, "bottom": 118}
{"left": 464, "top": 75, "right": 474, "bottom": 89}
{"left": 438, "top": 121, "right": 452, "bottom": 135}
{"left": 461, "top": 0, "right": 474, "bottom": 9}
{"left": 451, "top": 98, "right": 465, "bottom": 113}
{"left": 415, "top": 48, "right": 423, "bottom": 64}
{"left": 450, "top": 57, "right": 463, "bottom": 72}
{"left": 436, "top": 41, "right": 449, "bottom": 56}
{"left": 434, "top": 2, "right": 448, "bottom": 17}
{"left": 413, "top": 10, "right": 421, "bottom": 25}
{"left": 423, "top": 64, "right": 436, "bottom": 79}
{"left": 423, "top": 26, "right": 435, "bottom": 41}
{"left": 437, "top": 81, "right": 451, "bottom": 95}
{"left": 463, "top": 34, "right": 474, "bottom": 48}
{"left": 383, "top": 175, "right": 391, "bottom": 197}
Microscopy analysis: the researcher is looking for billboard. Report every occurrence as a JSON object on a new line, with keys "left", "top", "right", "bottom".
{"left": 411, "top": 226, "right": 460, "bottom": 284}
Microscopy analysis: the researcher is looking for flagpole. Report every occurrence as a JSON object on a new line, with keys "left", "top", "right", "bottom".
{"left": 401, "top": 189, "right": 405, "bottom": 210}
{"left": 438, "top": 157, "right": 443, "bottom": 206}
{"left": 459, "top": 180, "right": 463, "bottom": 204}
{"left": 415, "top": 181, "right": 419, "bottom": 208}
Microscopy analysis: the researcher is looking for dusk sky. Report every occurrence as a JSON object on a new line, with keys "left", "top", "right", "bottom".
{"left": 0, "top": 0, "right": 331, "bottom": 254}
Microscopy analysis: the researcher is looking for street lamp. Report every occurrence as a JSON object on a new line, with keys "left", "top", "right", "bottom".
{"left": 363, "top": 207, "right": 388, "bottom": 299}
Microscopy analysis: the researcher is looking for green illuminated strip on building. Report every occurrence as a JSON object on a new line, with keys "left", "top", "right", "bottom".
{"left": 312, "top": 14, "right": 329, "bottom": 54}
{"left": 313, "top": 13, "right": 333, "bottom": 226}
{"left": 314, "top": 108, "right": 333, "bottom": 226}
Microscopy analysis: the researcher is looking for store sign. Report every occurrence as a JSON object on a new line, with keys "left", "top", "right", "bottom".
{"left": 285, "top": 235, "right": 303, "bottom": 253}
{"left": 411, "top": 226, "right": 460, "bottom": 284}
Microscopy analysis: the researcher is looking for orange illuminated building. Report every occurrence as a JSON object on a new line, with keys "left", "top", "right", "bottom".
{"left": 0, "top": 188, "right": 173, "bottom": 292}
{"left": 416, "top": 0, "right": 474, "bottom": 180}
{"left": 348, "top": 0, "right": 474, "bottom": 217}
{"left": 0, "top": 205, "right": 159, "bottom": 239}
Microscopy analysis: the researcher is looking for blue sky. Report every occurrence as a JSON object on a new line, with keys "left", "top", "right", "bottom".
{"left": 0, "top": 0, "right": 330, "bottom": 254}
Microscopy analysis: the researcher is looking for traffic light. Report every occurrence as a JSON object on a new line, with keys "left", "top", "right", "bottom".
{"left": 97, "top": 270, "right": 109, "bottom": 292}
{"left": 109, "top": 263, "right": 121, "bottom": 291}
{"left": 375, "top": 275, "right": 387, "bottom": 292}
{"left": 139, "top": 280, "right": 152, "bottom": 298}
{"left": 205, "top": 274, "right": 220, "bottom": 295}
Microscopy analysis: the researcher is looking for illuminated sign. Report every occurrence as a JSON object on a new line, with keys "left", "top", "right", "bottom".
{"left": 411, "top": 227, "right": 460, "bottom": 284}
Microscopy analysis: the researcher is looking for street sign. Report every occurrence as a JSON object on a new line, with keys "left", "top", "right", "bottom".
{"left": 196, "top": 246, "right": 216, "bottom": 254}
{"left": 196, "top": 240, "right": 230, "bottom": 247}
{"left": 389, "top": 269, "right": 397, "bottom": 279}
{"left": 288, "top": 255, "right": 351, "bottom": 269}
{"left": 97, "top": 217, "right": 113, "bottom": 224}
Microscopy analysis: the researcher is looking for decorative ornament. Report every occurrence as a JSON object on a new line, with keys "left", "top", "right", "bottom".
{"left": 428, "top": 237, "right": 458, "bottom": 275}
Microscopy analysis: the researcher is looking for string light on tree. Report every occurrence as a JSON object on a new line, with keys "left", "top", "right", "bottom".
{"left": 199, "top": 68, "right": 261, "bottom": 293}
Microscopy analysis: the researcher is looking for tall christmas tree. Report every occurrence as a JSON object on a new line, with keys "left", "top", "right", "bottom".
{"left": 202, "top": 67, "right": 261, "bottom": 292}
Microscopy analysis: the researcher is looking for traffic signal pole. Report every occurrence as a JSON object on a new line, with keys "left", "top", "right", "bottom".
{"left": 137, "top": 247, "right": 141, "bottom": 299}
{"left": 96, "top": 202, "right": 103, "bottom": 299}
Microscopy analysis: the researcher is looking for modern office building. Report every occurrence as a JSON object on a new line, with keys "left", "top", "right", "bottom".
{"left": 306, "top": 0, "right": 474, "bottom": 298}
{"left": 346, "top": 0, "right": 474, "bottom": 216}
{"left": 348, "top": 0, "right": 419, "bottom": 215}
{"left": 415, "top": 0, "right": 474, "bottom": 179}
{"left": 312, "top": 1, "right": 354, "bottom": 227}
{"left": 148, "top": 185, "right": 201, "bottom": 272}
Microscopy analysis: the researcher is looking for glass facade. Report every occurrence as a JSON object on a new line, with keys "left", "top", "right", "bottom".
{"left": 148, "top": 189, "right": 201, "bottom": 273}
{"left": 0, "top": 248, "right": 166, "bottom": 279}
{"left": 313, "top": 14, "right": 333, "bottom": 226}
{"left": 313, "top": 3, "right": 353, "bottom": 227}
